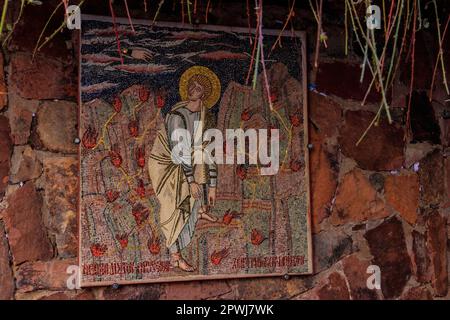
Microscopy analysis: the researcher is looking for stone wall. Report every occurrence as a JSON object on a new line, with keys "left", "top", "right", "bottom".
{"left": 0, "top": 1, "right": 449, "bottom": 300}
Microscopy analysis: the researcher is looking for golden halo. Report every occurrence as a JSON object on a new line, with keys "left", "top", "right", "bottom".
{"left": 179, "top": 66, "right": 221, "bottom": 109}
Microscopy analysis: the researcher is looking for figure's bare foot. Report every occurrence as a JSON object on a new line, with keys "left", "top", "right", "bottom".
{"left": 170, "top": 253, "right": 195, "bottom": 272}
{"left": 199, "top": 210, "right": 218, "bottom": 222}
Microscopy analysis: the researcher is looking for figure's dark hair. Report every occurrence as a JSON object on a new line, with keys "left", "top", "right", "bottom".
{"left": 188, "top": 74, "right": 212, "bottom": 101}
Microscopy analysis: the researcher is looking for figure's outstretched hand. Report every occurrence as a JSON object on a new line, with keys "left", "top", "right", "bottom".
{"left": 208, "top": 187, "right": 216, "bottom": 207}
{"left": 131, "top": 48, "right": 154, "bottom": 62}
{"left": 189, "top": 182, "right": 202, "bottom": 199}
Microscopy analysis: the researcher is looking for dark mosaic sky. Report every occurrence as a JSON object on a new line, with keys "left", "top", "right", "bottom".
{"left": 81, "top": 18, "right": 303, "bottom": 115}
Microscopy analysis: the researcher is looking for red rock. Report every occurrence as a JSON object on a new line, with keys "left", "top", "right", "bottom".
{"left": 446, "top": 157, "right": 450, "bottom": 209}
{"left": 368, "top": 172, "right": 385, "bottom": 192}
{"left": 102, "top": 285, "right": 162, "bottom": 300}
{"left": 339, "top": 110, "right": 405, "bottom": 171}
{"left": 412, "top": 230, "right": 431, "bottom": 284}
{"left": 163, "top": 280, "right": 232, "bottom": 299}
{"left": 309, "top": 91, "right": 342, "bottom": 138}
{"left": 15, "top": 259, "right": 76, "bottom": 293}
{"left": 316, "top": 272, "right": 350, "bottom": 300}
{"left": 408, "top": 91, "right": 441, "bottom": 144}
{"left": 443, "top": 117, "right": 450, "bottom": 148}
{"left": 0, "top": 52, "right": 7, "bottom": 110}
{"left": 6, "top": 91, "right": 39, "bottom": 145}
{"left": 284, "top": 277, "right": 311, "bottom": 298}
{"left": 419, "top": 149, "right": 445, "bottom": 206}
{"left": 402, "top": 286, "right": 433, "bottom": 300}
{"left": 384, "top": 173, "right": 419, "bottom": 225}
{"left": 310, "top": 129, "right": 338, "bottom": 231}
{"left": 400, "top": 32, "right": 434, "bottom": 90}
{"left": 7, "top": 1, "right": 73, "bottom": 62}
{"left": 318, "top": 25, "right": 347, "bottom": 58}
{"left": 10, "top": 146, "right": 42, "bottom": 183}
{"left": 42, "top": 157, "right": 78, "bottom": 258}
{"left": 231, "top": 278, "right": 291, "bottom": 299}
{"left": 331, "top": 169, "right": 388, "bottom": 226}
{"left": 39, "top": 292, "right": 70, "bottom": 300}
{"left": 3, "top": 182, "right": 53, "bottom": 264}
{"left": 68, "top": 291, "right": 97, "bottom": 300}
{"left": 364, "top": 216, "right": 412, "bottom": 299}
{"left": 36, "top": 100, "right": 78, "bottom": 153}
{"left": 426, "top": 211, "right": 448, "bottom": 297}
{"left": 0, "top": 222, "right": 14, "bottom": 299}
{"left": 404, "top": 142, "right": 434, "bottom": 168}
{"left": 316, "top": 61, "right": 381, "bottom": 103}
{"left": 39, "top": 290, "right": 96, "bottom": 300}
{"left": 313, "top": 229, "right": 353, "bottom": 273}
{"left": 9, "top": 52, "right": 76, "bottom": 100}
{"left": 341, "top": 254, "right": 379, "bottom": 300}
{"left": 0, "top": 116, "right": 12, "bottom": 198}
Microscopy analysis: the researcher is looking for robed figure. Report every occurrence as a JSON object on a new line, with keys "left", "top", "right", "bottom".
{"left": 148, "top": 66, "right": 221, "bottom": 272}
